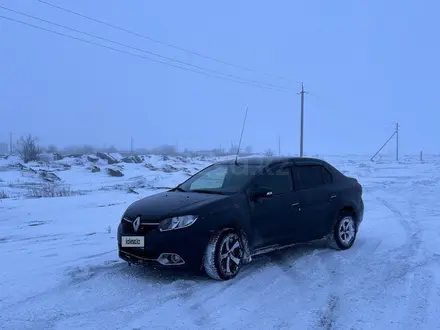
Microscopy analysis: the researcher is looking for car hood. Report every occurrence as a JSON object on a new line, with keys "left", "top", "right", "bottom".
{"left": 124, "top": 191, "right": 229, "bottom": 220}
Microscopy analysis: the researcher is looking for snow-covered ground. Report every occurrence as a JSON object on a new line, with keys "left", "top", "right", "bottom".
{"left": 1, "top": 153, "right": 440, "bottom": 329}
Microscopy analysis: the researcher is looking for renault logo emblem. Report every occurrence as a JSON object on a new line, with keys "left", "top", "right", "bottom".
{"left": 133, "top": 217, "right": 140, "bottom": 232}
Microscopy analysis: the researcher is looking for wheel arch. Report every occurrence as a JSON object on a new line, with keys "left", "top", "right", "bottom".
{"left": 327, "top": 204, "right": 358, "bottom": 250}
{"left": 339, "top": 204, "right": 359, "bottom": 229}
{"left": 216, "top": 222, "right": 251, "bottom": 257}
{"left": 200, "top": 223, "right": 251, "bottom": 270}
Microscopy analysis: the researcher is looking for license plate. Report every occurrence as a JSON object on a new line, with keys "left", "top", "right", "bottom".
{"left": 121, "top": 236, "right": 144, "bottom": 247}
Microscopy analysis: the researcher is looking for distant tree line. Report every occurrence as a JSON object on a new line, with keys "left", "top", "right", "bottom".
{"left": 9, "top": 134, "right": 276, "bottom": 163}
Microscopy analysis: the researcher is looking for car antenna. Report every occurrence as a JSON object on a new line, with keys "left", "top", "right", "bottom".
{"left": 235, "top": 106, "right": 249, "bottom": 166}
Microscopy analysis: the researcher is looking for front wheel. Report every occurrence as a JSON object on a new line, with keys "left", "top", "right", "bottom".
{"left": 203, "top": 230, "right": 244, "bottom": 281}
{"left": 327, "top": 211, "right": 357, "bottom": 250}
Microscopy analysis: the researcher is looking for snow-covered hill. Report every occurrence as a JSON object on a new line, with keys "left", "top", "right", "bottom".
{"left": 1, "top": 153, "right": 440, "bottom": 329}
{"left": 0, "top": 153, "right": 222, "bottom": 199}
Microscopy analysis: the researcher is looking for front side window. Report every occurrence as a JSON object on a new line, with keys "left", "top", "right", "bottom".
{"left": 178, "top": 164, "right": 261, "bottom": 194}
{"left": 251, "top": 166, "right": 293, "bottom": 195}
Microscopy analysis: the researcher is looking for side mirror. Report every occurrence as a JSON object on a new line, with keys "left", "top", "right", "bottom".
{"left": 251, "top": 186, "right": 273, "bottom": 200}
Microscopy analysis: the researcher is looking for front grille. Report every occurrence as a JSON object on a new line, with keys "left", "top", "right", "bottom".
{"left": 121, "top": 217, "right": 159, "bottom": 235}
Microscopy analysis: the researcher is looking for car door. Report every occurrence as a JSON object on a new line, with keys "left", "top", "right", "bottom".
{"left": 318, "top": 165, "right": 341, "bottom": 235}
{"left": 293, "top": 164, "right": 335, "bottom": 240}
{"left": 248, "top": 165, "right": 295, "bottom": 248}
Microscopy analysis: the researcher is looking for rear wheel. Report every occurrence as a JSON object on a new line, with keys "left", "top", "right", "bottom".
{"left": 203, "top": 230, "right": 244, "bottom": 280}
{"left": 327, "top": 211, "right": 357, "bottom": 250}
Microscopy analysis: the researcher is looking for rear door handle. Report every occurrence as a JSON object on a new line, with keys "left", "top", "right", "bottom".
{"left": 292, "top": 202, "right": 300, "bottom": 206}
{"left": 330, "top": 194, "right": 337, "bottom": 200}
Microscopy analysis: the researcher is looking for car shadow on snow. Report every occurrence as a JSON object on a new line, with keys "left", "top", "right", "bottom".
{"left": 121, "top": 263, "right": 210, "bottom": 284}
{"left": 120, "top": 239, "right": 335, "bottom": 283}
{"left": 244, "top": 239, "right": 332, "bottom": 274}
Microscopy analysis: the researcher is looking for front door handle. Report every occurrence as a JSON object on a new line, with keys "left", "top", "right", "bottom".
{"left": 292, "top": 202, "right": 300, "bottom": 206}
{"left": 330, "top": 194, "right": 337, "bottom": 200}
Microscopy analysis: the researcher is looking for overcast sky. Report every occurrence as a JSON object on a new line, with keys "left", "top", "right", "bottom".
{"left": 1, "top": 0, "right": 439, "bottom": 155}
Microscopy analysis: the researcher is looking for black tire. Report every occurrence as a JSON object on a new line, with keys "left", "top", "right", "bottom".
{"left": 203, "top": 229, "right": 244, "bottom": 281}
{"left": 327, "top": 210, "right": 357, "bottom": 250}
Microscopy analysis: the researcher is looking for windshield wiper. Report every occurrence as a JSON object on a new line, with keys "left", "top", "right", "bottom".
{"left": 189, "top": 189, "right": 227, "bottom": 195}
{"left": 171, "top": 186, "right": 187, "bottom": 192}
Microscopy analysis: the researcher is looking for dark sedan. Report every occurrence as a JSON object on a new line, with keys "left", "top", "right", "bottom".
{"left": 117, "top": 156, "right": 364, "bottom": 281}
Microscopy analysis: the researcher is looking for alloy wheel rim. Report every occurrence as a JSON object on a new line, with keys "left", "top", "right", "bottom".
{"left": 220, "top": 233, "right": 243, "bottom": 276}
{"left": 338, "top": 216, "right": 355, "bottom": 246}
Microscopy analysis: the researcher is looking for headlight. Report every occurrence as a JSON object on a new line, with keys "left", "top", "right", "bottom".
{"left": 159, "top": 215, "right": 198, "bottom": 232}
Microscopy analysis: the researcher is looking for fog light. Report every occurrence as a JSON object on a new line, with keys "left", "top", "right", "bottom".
{"left": 157, "top": 253, "right": 185, "bottom": 265}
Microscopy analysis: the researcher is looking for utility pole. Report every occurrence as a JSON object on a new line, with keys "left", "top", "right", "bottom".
{"left": 130, "top": 136, "right": 133, "bottom": 154}
{"left": 9, "top": 132, "right": 12, "bottom": 154}
{"left": 395, "top": 122, "right": 399, "bottom": 161}
{"left": 278, "top": 136, "right": 281, "bottom": 156}
{"left": 298, "top": 83, "right": 307, "bottom": 157}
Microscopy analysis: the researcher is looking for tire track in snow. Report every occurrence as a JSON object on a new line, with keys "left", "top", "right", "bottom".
{"left": 315, "top": 294, "right": 339, "bottom": 330}
{"left": 150, "top": 276, "right": 242, "bottom": 329}
{"left": 1, "top": 260, "right": 126, "bottom": 312}
{"left": 236, "top": 211, "right": 382, "bottom": 329}
{"left": 376, "top": 195, "right": 436, "bottom": 267}
{"left": 380, "top": 192, "right": 440, "bottom": 329}
{"left": 371, "top": 192, "right": 438, "bottom": 328}
{"left": 313, "top": 237, "right": 383, "bottom": 329}
{"left": 210, "top": 248, "right": 333, "bottom": 329}
{"left": 401, "top": 270, "right": 436, "bottom": 329}
{"left": 1, "top": 262, "right": 204, "bottom": 330}
{"left": 153, "top": 243, "right": 334, "bottom": 329}
{"left": 374, "top": 196, "right": 427, "bottom": 277}
{"left": 308, "top": 188, "right": 432, "bottom": 328}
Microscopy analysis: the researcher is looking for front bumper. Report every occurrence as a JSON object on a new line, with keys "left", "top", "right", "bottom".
{"left": 117, "top": 219, "right": 209, "bottom": 270}
{"left": 118, "top": 248, "right": 186, "bottom": 268}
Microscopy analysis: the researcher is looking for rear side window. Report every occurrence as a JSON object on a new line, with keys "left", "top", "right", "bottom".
{"left": 252, "top": 166, "right": 293, "bottom": 195}
{"left": 322, "top": 167, "right": 333, "bottom": 184}
{"left": 295, "top": 165, "right": 332, "bottom": 190}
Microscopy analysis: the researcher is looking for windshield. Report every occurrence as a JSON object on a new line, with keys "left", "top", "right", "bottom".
{"left": 177, "top": 164, "right": 261, "bottom": 194}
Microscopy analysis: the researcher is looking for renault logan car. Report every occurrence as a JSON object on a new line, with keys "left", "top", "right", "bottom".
{"left": 117, "top": 156, "right": 364, "bottom": 281}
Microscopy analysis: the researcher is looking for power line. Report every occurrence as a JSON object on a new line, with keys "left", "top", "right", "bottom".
{"left": 0, "top": 14, "right": 289, "bottom": 92}
{"left": 0, "top": 6, "right": 289, "bottom": 91}
{"left": 37, "top": 0, "right": 297, "bottom": 83}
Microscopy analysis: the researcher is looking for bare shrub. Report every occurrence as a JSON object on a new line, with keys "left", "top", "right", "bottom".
{"left": 244, "top": 145, "right": 253, "bottom": 155}
{"left": 82, "top": 145, "right": 95, "bottom": 154}
{"left": 229, "top": 144, "right": 239, "bottom": 155}
{"left": 152, "top": 145, "right": 178, "bottom": 156}
{"left": 62, "top": 144, "right": 95, "bottom": 155}
{"left": 37, "top": 153, "right": 55, "bottom": 164}
{"left": 104, "top": 145, "right": 117, "bottom": 153}
{"left": 212, "top": 148, "right": 226, "bottom": 156}
{"left": 47, "top": 144, "right": 58, "bottom": 153}
{"left": 17, "top": 134, "right": 42, "bottom": 163}
{"left": 264, "top": 148, "right": 275, "bottom": 156}
{"left": 0, "top": 190, "right": 8, "bottom": 199}
{"left": 27, "top": 182, "right": 80, "bottom": 198}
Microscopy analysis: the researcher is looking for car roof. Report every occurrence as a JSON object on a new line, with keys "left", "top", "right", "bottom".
{"left": 216, "top": 156, "right": 328, "bottom": 167}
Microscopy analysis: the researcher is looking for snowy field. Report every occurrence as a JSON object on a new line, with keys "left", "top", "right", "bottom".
{"left": 1, "top": 153, "right": 440, "bottom": 329}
